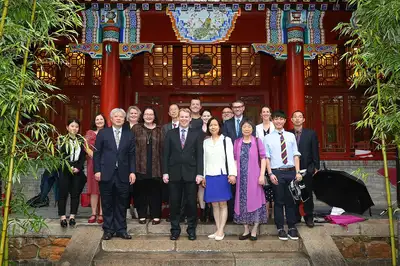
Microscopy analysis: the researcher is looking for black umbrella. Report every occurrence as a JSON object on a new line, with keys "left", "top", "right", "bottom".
{"left": 313, "top": 170, "right": 374, "bottom": 214}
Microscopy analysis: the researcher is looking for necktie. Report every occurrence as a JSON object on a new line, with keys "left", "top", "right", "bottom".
{"left": 295, "top": 131, "right": 301, "bottom": 146}
{"left": 115, "top": 129, "right": 120, "bottom": 149}
{"left": 279, "top": 132, "right": 288, "bottom": 164}
{"left": 236, "top": 119, "right": 240, "bottom": 136}
{"left": 180, "top": 129, "right": 186, "bottom": 148}
{"left": 173, "top": 123, "right": 176, "bottom": 128}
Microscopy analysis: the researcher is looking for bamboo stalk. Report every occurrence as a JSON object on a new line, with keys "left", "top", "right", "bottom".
{"left": 0, "top": 0, "right": 37, "bottom": 264}
{"left": 4, "top": 235, "right": 8, "bottom": 266}
{"left": 0, "top": 0, "right": 10, "bottom": 38}
{"left": 376, "top": 68, "right": 397, "bottom": 266}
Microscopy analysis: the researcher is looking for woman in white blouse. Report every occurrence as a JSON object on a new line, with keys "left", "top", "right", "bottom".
{"left": 202, "top": 117, "right": 237, "bottom": 241}
{"left": 255, "top": 105, "right": 275, "bottom": 140}
{"left": 255, "top": 105, "right": 275, "bottom": 218}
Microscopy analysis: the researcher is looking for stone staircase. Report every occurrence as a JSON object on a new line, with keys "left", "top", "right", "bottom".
{"left": 92, "top": 221, "right": 311, "bottom": 266}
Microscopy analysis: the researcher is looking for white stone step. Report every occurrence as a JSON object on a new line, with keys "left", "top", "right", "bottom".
{"left": 101, "top": 235, "right": 303, "bottom": 253}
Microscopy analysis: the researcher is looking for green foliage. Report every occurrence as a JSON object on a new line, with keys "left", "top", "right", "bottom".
{"left": 0, "top": 0, "right": 82, "bottom": 232}
{"left": 335, "top": 0, "right": 400, "bottom": 147}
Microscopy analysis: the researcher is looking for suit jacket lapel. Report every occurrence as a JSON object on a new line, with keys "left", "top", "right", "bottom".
{"left": 183, "top": 128, "right": 194, "bottom": 150}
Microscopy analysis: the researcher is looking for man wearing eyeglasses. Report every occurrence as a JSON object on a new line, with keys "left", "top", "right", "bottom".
{"left": 223, "top": 100, "right": 255, "bottom": 143}
{"left": 221, "top": 107, "right": 234, "bottom": 123}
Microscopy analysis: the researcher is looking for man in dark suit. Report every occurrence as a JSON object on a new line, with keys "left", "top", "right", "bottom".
{"left": 163, "top": 108, "right": 204, "bottom": 241}
{"left": 290, "top": 110, "right": 320, "bottom": 228}
{"left": 94, "top": 108, "right": 136, "bottom": 240}
{"left": 162, "top": 103, "right": 179, "bottom": 137}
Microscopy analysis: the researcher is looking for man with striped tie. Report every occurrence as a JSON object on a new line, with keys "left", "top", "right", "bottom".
{"left": 263, "top": 110, "right": 302, "bottom": 241}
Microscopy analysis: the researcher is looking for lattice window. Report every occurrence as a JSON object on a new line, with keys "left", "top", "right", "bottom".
{"left": 231, "top": 45, "right": 260, "bottom": 86}
{"left": 183, "top": 45, "right": 221, "bottom": 86}
{"left": 304, "top": 60, "right": 312, "bottom": 86}
{"left": 64, "top": 46, "right": 85, "bottom": 86}
{"left": 144, "top": 45, "right": 173, "bottom": 86}
{"left": 348, "top": 95, "right": 371, "bottom": 151}
{"left": 320, "top": 95, "right": 345, "bottom": 152}
{"left": 93, "top": 59, "right": 102, "bottom": 86}
{"left": 36, "top": 52, "right": 57, "bottom": 85}
{"left": 318, "top": 49, "right": 340, "bottom": 86}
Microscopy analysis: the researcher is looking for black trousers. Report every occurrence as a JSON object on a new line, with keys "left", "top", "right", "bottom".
{"left": 296, "top": 172, "right": 314, "bottom": 219}
{"left": 169, "top": 180, "right": 197, "bottom": 236}
{"left": 100, "top": 170, "right": 129, "bottom": 234}
{"left": 272, "top": 170, "right": 297, "bottom": 229}
{"left": 58, "top": 171, "right": 84, "bottom": 216}
{"left": 136, "top": 179, "right": 162, "bottom": 219}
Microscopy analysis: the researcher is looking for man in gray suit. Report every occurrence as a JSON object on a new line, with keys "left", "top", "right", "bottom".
{"left": 162, "top": 104, "right": 180, "bottom": 137}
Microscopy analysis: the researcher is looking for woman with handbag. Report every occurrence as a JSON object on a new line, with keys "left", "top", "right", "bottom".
{"left": 85, "top": 113, "right": 107, "bottom": 224}
{"left": 58, "top": 119, "right": 87, "bottom": 228}
{"left": 202, "top": 117, "right": 236, "bottom": 241}
{"left": 233, "top": 118, "right": 268, "bottom": 240}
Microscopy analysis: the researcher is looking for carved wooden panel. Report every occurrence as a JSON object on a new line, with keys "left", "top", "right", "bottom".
{"left": 231, "top": 45, "right": 260, "bottom": 86}
{"left": 144, "top": 45, "right": 173, "bottom": 85}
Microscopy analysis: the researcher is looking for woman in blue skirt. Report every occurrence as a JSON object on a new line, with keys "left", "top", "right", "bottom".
{"left": 202, "top": 117, "right": 237, "bottom": 241}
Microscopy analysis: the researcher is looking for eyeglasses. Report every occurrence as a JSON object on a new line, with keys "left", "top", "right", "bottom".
{"left": 232, "top": 105, "right": 244, "bottom": 109}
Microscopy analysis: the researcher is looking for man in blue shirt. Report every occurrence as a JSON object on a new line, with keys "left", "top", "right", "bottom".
{"left": 264, "top": 110, "right": 302, "bottom": 241}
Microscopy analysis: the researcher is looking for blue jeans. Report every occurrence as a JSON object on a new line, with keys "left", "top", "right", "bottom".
{"left": 40, "top": 170, "right": 60, "bottom": 201}
{"left": 272, "top": 170, "right": 297, "bottom": 230}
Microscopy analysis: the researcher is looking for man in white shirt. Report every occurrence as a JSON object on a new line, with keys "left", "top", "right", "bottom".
{"left": 264, "top": 110, "right": 302, "bottom": 241}
{"left": 162, "top": 104, "right": 180, "bottom": 137}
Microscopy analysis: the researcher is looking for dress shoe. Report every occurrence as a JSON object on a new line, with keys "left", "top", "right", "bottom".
{"left": 69, "top": 218, "right": 76, "bottom": 226}
{"left": 102, "top": 232, "right": 113, "bottom": 240}
{"left": 170, "top": 234, "right": 179, "bottom": 240}
{"left": 139, "top": 219, "right": 147, "bottom": 224}
{"left": 60, "top": 219, "right": 68, "bottom": 228}
{"left": 305, "top": 217, "right": 315, "bottom": 228}
{"left": 250, "top": 235, "right": 258, "bottom": 241}
{"left": 239, "top": 233, "right": 251, "bottom": 240}
{"left": 152, "top": 219, "right": 161, "bottom": 225}
{"left": 116, "top": 232, "right": 132, "bottom": 239}
{"left": 188, "top": 233, "right": 196, "bottom": 241}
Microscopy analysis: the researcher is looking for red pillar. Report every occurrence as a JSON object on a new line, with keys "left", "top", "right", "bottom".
{"left": 286, "top": 26, "right": 305, "bottom": 121}
{"left": 100, "top": 18, "right": 120, "bottom": 125}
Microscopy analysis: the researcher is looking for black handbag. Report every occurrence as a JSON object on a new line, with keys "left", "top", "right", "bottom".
{"left": 223, "top": 137, "right": 229, "bottom": 175}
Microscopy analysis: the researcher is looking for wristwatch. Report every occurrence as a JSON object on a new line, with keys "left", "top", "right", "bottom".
{"left": 296, "top": 171, "right": 301, "bottom": 174}
{"left": 268, "top": 172, "right": 273, "bottom": 176}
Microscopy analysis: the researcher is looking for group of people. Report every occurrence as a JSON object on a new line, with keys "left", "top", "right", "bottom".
{"left": 57, "top": 98, "right": 320, "bottom": 242}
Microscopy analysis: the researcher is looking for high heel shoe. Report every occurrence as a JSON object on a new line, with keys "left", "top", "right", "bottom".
{"left": 69, "top": 218, "right": 76, "bottom": 226}
{"left": 60, "top": 219, "right": 67, "bottom": 228}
